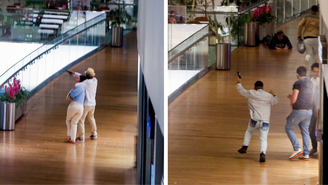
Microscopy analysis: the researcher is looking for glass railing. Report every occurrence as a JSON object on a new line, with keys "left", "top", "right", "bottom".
{"left": 272, "top": 0, "right": 319, "bottom": 25}
{"left": 168, "top": 24, "right": 208, "bottom": 61}
{"left": 168, "top": 25, "right": 210, "bottom": 99}
{"left": 0, "top": 12, "right": 106, "bottom": 92}
{"left": 0, "top": 9, "right": 108, "bottom": 42}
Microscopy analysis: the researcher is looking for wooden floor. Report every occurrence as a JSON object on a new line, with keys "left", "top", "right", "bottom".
{"left": 168, "top": 15, "right": 319, "bottom": 184}
{"left": 0, "top": 32, "right": 138, "bottom": 184}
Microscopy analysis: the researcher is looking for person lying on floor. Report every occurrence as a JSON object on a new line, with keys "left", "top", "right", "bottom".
{"left": 269, "top": 30, "right": 293, "bottom": 50}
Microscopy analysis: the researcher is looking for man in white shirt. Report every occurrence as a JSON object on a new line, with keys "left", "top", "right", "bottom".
{"left": 68, "top": 68, "right": 98, "bottom": 141}
{"left": 236, "top": 78, "right": 279, "bottom": 162}
{"left": 309, "top": 63, "right": 319, "bottom": 155}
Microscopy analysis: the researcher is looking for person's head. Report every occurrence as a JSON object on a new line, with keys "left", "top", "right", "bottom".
{"left": 76, "top": 75, "right": 87, "bottom": 83}
{"left": 254, "top": 81, "right": 263, "bottom": 90}
{"left": 296, "top": 66, "right": 307, "bottom": 78}
{"left": 311, "top": 5, "right": 319, "bottom": 14}
{"left": 311, "top": 62, "right": 319, "bottom": 78}
{"left": 170, "top": 11, "right": 176, "bottom": 15}
{"left": 85, "top": 67, "right": 95, "bottom": 79}
{"left": 276, "top": 30, "right": 284, "bottom": 41}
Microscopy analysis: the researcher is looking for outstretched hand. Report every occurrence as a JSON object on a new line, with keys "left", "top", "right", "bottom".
{"left": 287, "top": 94, "right": 292, "bottom": 99}
{"left": 237, "top": 77, "right": 241, "bottom": 83}
{"left": 66, "top": 70, "right": 75, "bottom": 76}
{"left": 269, "top": 90, "right": 274, "bottom": 95}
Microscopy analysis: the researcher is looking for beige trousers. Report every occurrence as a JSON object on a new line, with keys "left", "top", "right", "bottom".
{"left": 77, "top": 106, "right": 97, "bottom": 140}
{"left": 303, "top": 38, "right": 319, "bottom": 72}
{"left": 66, "top": 101, "right": 84, "bottom": 141}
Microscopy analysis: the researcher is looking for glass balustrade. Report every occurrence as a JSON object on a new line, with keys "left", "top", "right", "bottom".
{"left": 273, "top": 0, "right": 319, "bottom": 25}
{"left": 168, "top": 24, "right": 209, "bottom": 97}
{"left": 0, "top": 14, "right": 106, "bottom": 93}
{"left": 0, "top": 3, "right": 137, "bottom": 42}
{"left": 168, "top": 24, "right": 208, "bottom": 61}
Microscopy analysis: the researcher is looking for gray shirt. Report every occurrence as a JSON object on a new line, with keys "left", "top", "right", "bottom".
{"left": 292, "top": 78, "right": 313, "bottom": 110}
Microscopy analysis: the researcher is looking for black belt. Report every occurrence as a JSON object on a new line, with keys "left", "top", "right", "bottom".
{"left": 304, "top": 36, "right": 318, "bottom": 39}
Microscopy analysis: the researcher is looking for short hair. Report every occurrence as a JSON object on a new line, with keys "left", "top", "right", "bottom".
{"left": 254, "top": 81, "right": 263, "bottom": 90}
{"left": 296, "top": 66, "right": 307, "bottom": 77}
{"left": 80, "top": 75, "right": 87, "bottom": 82}
{"left": 311, "top": 5, "right": 318, "bottom": 13}
{"left": 276, "top": 30, "right": 284, "bottom": 35}
{"left": 311, "top": 62, "right": 319, "bottom": 70}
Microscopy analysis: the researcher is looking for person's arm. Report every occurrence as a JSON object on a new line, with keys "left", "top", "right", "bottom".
{"left": 70, "top": 86, "right": 82, "bottom": 99}
{"left": 298, "top": 18, "right": 306, "bottom": 39}
{"left": 236, "top": 78, "right": 252, "bottom": 98}
{"left": 269, "top": 90, "right": 279, "bottom": 105}
{"left": 269, "top": 36, "right": 277, "bottom": 49}
{"left": 285, "top": 36, "right": 293, "bottom": 49}
{"left": 289, "top": 89, "right": 299, "bottom": 106}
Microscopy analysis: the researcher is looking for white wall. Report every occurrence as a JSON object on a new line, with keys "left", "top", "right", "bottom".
{"left": 137, "top": 0, "right": 165, "bottom": 133}
{"left": 320, "top": 0, "right": 328, "bottom": 30}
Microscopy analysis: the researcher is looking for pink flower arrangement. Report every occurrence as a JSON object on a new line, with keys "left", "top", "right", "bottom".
{"left": 251, "top": 5, "right": 275, "bottom": 25}
{"left": 4, "top": 78, "right": 21, "bottom": 100}
{"left": 0, "top": 78, "right": 28, "bottom": 106}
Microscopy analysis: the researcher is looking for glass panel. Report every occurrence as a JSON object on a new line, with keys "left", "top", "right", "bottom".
{"left": 293, "top": 0, "right": 301, "bottom": 16}
{"left": 168, "top": 24, "right": 208, "bottom": 61}
{"left": 168, "top": 37, "right": 208, "bottom": 95}
{"left": 301, "top": 0, "right": 309, "bottom": 12}
{"left": 0, "top": 10, "right": 107, "bottom": 43}
{"left": 0, "top": 14, "right": 105, "bottom": 90}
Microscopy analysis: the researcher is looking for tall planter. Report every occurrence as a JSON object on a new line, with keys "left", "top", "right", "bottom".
{"left": 111, "top": 27, "right": 123, "bottom": 47}
{"left": 245, "top": 22, "right": 259, "bottom": 46}
{"left": 0, "top": 99, "right": 27, "bottom": 131}
{"left": 0, "top": 102, "right": 15, "bottom": 131}
{"left": 259, "top": 22, "right": 275, "bottom": 42}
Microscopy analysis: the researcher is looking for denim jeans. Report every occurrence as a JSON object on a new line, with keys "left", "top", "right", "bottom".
{"left": 243, "top": 119, "right": 270, "bottom": 154}
{"left": 285, "top": 110, "right": 312, "bottom": 155}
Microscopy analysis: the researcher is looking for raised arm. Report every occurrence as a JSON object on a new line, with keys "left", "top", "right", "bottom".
{"left": 236, "top": 81, "right": 251, "bottom": 98}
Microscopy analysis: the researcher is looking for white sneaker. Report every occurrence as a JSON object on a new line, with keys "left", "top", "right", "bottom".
{"left": 299, "top": 155, "right": 309, "bottom": 161}
{"left": 289, "top": 148, "right": 303, "bottom": 160}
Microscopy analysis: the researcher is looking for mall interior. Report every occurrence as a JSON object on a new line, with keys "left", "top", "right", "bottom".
{"left": 0, "top": 0, "right": 327, "bottom": 184}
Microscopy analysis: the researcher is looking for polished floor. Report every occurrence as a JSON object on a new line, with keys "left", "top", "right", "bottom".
{"left": 0, "top": 32, "right": 138, "bottom": 184}
{"left": 168, "top": 15, "right": 319, "bottom": 184}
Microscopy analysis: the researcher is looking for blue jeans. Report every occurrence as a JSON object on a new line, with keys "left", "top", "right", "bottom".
{"left": 285, "top": 110, "right": 312, "bottom": 155}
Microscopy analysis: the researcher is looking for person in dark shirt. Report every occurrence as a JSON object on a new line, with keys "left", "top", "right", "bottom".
{"left": 269, "top": 30, "right": 293, "bottom": 50}
{"left": 285, "top": 66, "right": 313, "bottom": 161}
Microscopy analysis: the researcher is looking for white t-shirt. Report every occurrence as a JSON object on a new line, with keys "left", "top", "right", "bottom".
{"left": 74, "top": 72, "right": 98, "bottom": 107}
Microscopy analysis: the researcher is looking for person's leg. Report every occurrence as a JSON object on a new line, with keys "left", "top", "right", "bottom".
{"left": 310, "top": 38, "right": 319, "bottom": 64}
{"left": 309, "top": 108, "right": 318, "bottom": 153}
{"left": 285, "top": 110, "right": 302, "bottom": 151}
{"left": 70, "top": 103, "right": 84, "bottom": 142}
{"left": 239, "top": 119, "right": 258, "bottom": 154}
{"left": 86, "top": 106, "right": 97, "bottom": 137}
{"left": 77, "top": 107, "right": 89, "bottom": 141}
{"left": 303, "top": 39, "right": 314, "bottom": 71}
{"left": 243, "top": 119, "right": 258, "bottom": 146}
{"left": 66, "top": 102, "right": 75, "bottom": 140}
{"left": 299, "top": 110, "right": 312, "bottom": 156}
{"left": 259, "top": 121, "right": 270, "bottom": 154}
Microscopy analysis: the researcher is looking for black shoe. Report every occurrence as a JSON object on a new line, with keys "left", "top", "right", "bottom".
{"left": 260, "top": 152, "right": 265, "bottom": 162}
{"left": 89, "top": 135, "right": 98, "bottom": 140}
{"left": 238, "top": 146, "right": 248, "bottom": 154}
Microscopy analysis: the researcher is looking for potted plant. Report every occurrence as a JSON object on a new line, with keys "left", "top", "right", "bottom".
{"left": 108, "top": 6, "right": 132, "bottom": 47}
{"left": 0, "top": 78, "right": 29, "bottom": 130}
{"left": 251, "top": 5, "right": 276, "bottom": 41}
